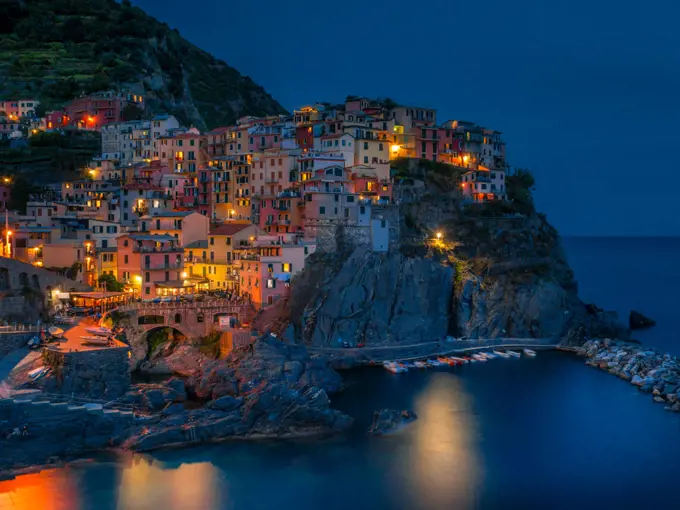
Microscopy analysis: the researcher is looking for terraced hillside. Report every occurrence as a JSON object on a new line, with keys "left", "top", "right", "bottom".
{"left": 0, "top": 0, "right": 287, "bottom": 129}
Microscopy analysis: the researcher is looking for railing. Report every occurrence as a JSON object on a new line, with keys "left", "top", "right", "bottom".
{"left": 0, "top": 324, "right": 42, "bottom": 334}
{"left": 184, "top": 257, "right": 231, "bottom": 265}
{"left": 114, "top": 299, "right": 249, "bottom": 312}
{"left": 143, "top": 262, "right": 182, "bottom": 270}
{"left": 135, "top": 246, "right": 183, "bottom": 253}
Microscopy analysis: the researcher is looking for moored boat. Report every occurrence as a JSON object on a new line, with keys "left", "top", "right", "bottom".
{"left": 493, "top": 350, "right": 510, "bottom": 358}
{"left": 523, "top": 349, "right": 537, "bottom": 357}
{"left": 80, "top": 336, "right": 110, "bottom": 346}
{"left": 85, "top": 326, "right": 112, "bottom": 337}
{"left": 472, "top": 354, "right": 487, "bottom": 362}
{"left": 506, "top": 350, "right": 521, "bottom": 358}
{"left": 413, "top": 361, "right": 427, "bottom": 368}
{"left": 48, "top": 326, "right": 64, "bottom": 338}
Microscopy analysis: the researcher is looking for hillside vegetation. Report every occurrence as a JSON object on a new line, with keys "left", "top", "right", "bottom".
{"left": 0, "top": 0, "right": 286, "bottom": 128}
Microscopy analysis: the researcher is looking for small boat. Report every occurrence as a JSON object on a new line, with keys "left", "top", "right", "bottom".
{"left": 48, "top": 326, "right": 64, "bottom": 338}
{"left": 80, "top": 336, "right": 111, "bottom": 346}
{"left": 427, "top": 359, "right": 443, "bottom": 367}
{"left": 464, "top": 356, "right": 477, "bottom": 363}
{"left": 493, "top": 350, "right": 510, "bottom": 358}
{"left": 383, "top": 362, "right": 407, "bottom": 373}
{"left": 28, "top": 366, "right": 48, "bottom": 380}
{"left": 523, "top": 349, "right": 537, "bottom": 357}
{"left": 506, "top": 350, "right": 521, "bottom": 358}
{"left": 85, "top": 327, "right": 112, "bottom": 337}
{"left": 451, "top": 357, "right": 468, "bottom": 364}
{"left": 472, "top": 354, "right": 487, "bottom": 362}
{"left": 27, "top": 336, "right": 41, "bottom": 349}
{"left": 483, "top": 352, "right": 497, "bottom": 359}
{"left": 413, "top": 361, "right": 427, "bottom": 368}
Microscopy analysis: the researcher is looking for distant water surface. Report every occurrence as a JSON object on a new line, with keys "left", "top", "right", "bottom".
{"left": 1, "top": 237, "right": 679, "bottom": 509}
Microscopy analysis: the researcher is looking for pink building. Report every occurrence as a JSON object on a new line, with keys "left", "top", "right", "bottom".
{"left": 256, "top": 190, "right": 304, "bottom": 235}
{"left": 64, "top": 91, "right": 144, "bottom": 130}
{"left": 117, "top": 233, "right": 187, "bottom": 299}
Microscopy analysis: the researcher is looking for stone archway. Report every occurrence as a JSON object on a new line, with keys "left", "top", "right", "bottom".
{"left": 139, "top": 325, "right": 190, "bottom": 365}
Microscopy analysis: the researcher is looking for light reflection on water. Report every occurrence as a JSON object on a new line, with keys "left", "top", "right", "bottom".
{"left": 408, "top": 372, "right": 480, "bottom": 510}
{"left": 3, "top": 353, "right": 680, "bottom": 509}
{"left": 116, "top": 458, "right": 221, "bottom": 510}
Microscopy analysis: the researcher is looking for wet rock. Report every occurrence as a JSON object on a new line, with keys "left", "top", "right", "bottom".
{"left": 161, "top": 403, "right": 186, "bottom": 416}
{"left": 144, "top": 389, "right": 167, "bottom": 410}
{"left": 368, "top": 409, "right": 418, "bottom": 435}
{"left": 166, "top": 378, "right": 187, "bottom": 402}
{"left": 629, "top": 311, "right": 656, "bottom": 330}
{"left": 208, "top": 396, "right": 244, "bottom": 412}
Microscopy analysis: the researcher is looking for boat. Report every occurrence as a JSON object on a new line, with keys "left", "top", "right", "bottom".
{"left": 506, "top": 350, "right": 521, "bottom": 358}
{"left": 472, "top": 354, "right": 487, "bottom": 362}
{"left": 413, "top": 361, "right": 427, "bottom": 368}
{"left": 483, "top": 352, "right": 497, "bottom": 359}
{"left": 27, "top": 336, "right": 41, "bottom": 349}
{"left": 85, "top": 327, "right": 112, "bottom": 337}
{"left": 464, "top": 356, "right": 477, "bottom": 363}
{"left": 523, "top": 349, "right": 537, "bottom": 357}
{"left": 383, "top": 361, "right": 407, "bottom": 373}
{"left": 80, "top": 336, "right": 111, "bottom": 346}
{"left": 48, "top": 326, "right": 64, "bottom": 338}
{"left": 451, "top": 357, "right": 468, "bottom": 364}
{"left": 493, "top": 350, "right": 510, "bottom": 358}
{"left": 28, "top": 366, "right": 48, "bottom": 380}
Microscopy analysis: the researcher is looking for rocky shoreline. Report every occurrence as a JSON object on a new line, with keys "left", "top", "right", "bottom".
{"left": 573, "top": 339, "right": 680, "bottom": 412}
{"left": 0, "top": 336, "right": 352, "bottom": 474}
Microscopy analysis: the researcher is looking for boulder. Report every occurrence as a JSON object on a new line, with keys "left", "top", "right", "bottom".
{"left": 629, "top": 311, "right": 656, "bottom": 330}
{"left": 209, "top": 396, "right": 244, "bottom": 412}
{"left": 368, "top": 409, "right": 418, "bottom": 435}
{"left": 166, "top": 378, "right": 187, "bottom": 402}
{"left": 143, "top": 389, "right": 167, "bottom": 410}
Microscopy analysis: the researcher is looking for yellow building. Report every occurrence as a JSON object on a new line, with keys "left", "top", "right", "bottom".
{"left": 96, "top": 247, "right": 118, "bottom": 279}
{"left": 184, "top": 223, "right": 257, "bottom": 291}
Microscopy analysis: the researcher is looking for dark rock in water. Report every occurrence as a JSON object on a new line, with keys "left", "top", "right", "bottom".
{"left": 369, "top": 409, "right": 418, "bottom": 435}
{"left": 630, "top": 311, "right": 656, "bottom": 330}
{"left": 144, "top": 389, "right": 167, "bottom": 410}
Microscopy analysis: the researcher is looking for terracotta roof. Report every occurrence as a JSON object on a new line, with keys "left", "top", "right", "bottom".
{"left": 209, "top": 223, "right": 253, "bottom": 236}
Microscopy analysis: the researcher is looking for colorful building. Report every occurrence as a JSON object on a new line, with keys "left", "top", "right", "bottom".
{"left": 460, "top": 168, "right": 506, "bottom": 202}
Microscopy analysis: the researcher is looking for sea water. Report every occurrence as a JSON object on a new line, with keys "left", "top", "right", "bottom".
{"left": 1, "top": 237, "right": 679, "bottom": 510}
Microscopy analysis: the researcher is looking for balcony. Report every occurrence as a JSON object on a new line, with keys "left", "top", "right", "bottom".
{"left": 134, "top": 245, "right": 183, "bottom": 254}
{"left": 185, "top": 256, "right": 232, "bottom": 265}
{"left": 133, "top": 206, "right": 149, "bottom": 216}
{"left": 143, "top": 262, "right": 183, "bottom": 270}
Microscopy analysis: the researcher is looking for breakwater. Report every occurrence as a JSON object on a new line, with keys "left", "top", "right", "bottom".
{"left": 572, "top": 339, "right": 680, "bottom": 412}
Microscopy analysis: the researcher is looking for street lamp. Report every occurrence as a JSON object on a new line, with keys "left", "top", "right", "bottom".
{"left": 436, "top": 232, "right": 442, "bottom": 240}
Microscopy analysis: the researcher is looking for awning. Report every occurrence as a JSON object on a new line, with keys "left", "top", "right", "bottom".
{"left": 154, "top": 280, "right": 197, "bottom": 289}
{"left": 274, "top": 273, "right": 291, "bottom": 282}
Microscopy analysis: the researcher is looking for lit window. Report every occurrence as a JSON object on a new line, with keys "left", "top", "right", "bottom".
{"left": 282, "top": 263, "right": 291, "bottom": 272}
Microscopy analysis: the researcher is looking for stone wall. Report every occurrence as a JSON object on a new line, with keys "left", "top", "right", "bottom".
{"left": 0, "top": 397, "right": 135, "bottom": 471}
{"left": 0, "top": 332, "right": 32, "bottom": 358}
{"left": 43, "top": 346, "right": 131, "bottom": 399}
{"left": 0, "top": 257, "right": 90, "bottom": 293}
{"left": 308, "top": 205, "right": 400, "bottom": 253}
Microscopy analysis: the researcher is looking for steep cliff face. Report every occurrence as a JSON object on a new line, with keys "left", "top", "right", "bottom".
{"left": 290, "top": 247, "right": 453, "bottom": 347}
{"left": 0, "top": 0, "right": 286, "bottom": 128}
{"left": 281, "top": 160, "right": 620, "bottom": 346}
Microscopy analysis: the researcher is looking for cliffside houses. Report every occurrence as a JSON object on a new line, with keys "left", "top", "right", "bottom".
{"left": 1, "top": 93, "right": 509, "bottom": 307}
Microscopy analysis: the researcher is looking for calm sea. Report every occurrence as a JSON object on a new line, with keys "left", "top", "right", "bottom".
{"left": 1, "top": 237, "right": 679, "bottom": 510}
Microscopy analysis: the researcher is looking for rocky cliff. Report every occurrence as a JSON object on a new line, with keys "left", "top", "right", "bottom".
{"left": 0, "top": 0, "right": 286, "bottom": 129}
{"left": 278, "top": 160, "right": 622, "bottom": 347}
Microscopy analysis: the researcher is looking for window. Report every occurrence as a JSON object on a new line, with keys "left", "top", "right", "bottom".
{"left": 145, "top": 272, "right": 150, "bottom": 282}
{"left": 379, "top": 143, "right": 383, "bottom": 151}
{"left": 145, "top": 287, "right": 150, "bottom": 295}
{"left": 123, "top": 240, "right": 129, "bottom": 247}
{"left": 364, "top": 156, "right": 368, "bottom": 164}
{"left": 347, "top": 195, "right": 354, "bottom": 203}
{"left": 360, "top": 206, "right": 366, "bottom": 214}
{"left": 210, "top": 237, "right": 214, "bottom": 245}
{"left": 266, "top": 279, "right": 276, "bottom": 289}
{"left": 282, "top": 263, "right": 291, "bottom": 272}
{"left": 319, "top": 206, "right": 326, "bottom": 215}
{"left": 364, "top": 142, "right": 368, "bottom": 150}
{"left": 342, "top": 139, "right": 346, "bottom": 146}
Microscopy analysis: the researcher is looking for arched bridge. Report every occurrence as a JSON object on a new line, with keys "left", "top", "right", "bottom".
{"left": 107, "top": 299, "right": 253, "bottom": 341}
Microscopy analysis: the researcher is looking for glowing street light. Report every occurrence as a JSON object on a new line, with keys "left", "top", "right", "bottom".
{"left": 436, "top": 232, "right": 442, "bottom": 240}
{"left": 181, "top": 271, "right": 188, "bottom": 279}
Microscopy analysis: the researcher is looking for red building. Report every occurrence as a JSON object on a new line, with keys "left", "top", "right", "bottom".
{"left": 64, "top": 91, "right": 144, "bottom": 130}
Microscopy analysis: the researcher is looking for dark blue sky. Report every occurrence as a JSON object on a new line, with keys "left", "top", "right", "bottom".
{"left": 132, "top": 0, "right": 680, "bottom": 236}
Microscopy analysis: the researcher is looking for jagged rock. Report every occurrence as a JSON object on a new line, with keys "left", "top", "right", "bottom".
{"left": 630, "top": 311, "right": 656, "bottom": 330}
{"left": 144, "top": 389, "right": 167, "bottom": 410}
{"left": 161, "top": 403, "right": 186, "bottom": 416}
{"left": 369, "top": 409, "right": 417, "bottom": 435}
{"left": 166, "top": 378, "right": 187, "bottom": 402}
{"left": 208, "top": 396, "right": 244, "bottom": 412}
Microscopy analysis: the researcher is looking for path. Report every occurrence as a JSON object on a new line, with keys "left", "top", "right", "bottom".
{"left": 309, "top": 338, "right": 559, "bottom": 363}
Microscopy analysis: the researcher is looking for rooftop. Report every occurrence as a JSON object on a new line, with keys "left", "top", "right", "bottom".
{"left": 209, "top": 223, "right": 253, "bottom": 236}
{"left": 185, "top": 240, "right": 208, "bottom": 249}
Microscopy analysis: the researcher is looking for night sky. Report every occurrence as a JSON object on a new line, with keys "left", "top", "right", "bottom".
{"left": 132, "top": 0, "right": 680, "bottom": 236}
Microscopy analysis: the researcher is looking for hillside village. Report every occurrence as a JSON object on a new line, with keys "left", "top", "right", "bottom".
{"left": 0, "top": 92, "right": 509, "bottom": 310}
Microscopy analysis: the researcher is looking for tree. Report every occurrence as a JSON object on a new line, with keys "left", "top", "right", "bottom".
{"left": 121, "top": 103, "right": 143, "bottom": 121}
{"left": 379, "top": 97, "right": 399, "bottom": 110}
{"left": 7, "top": 175, "right": 37, "bottom": 214}
{"left": 506, "top": 168, "right": 536, "bottom": 211}
{"left": 98, "top": 273, "right": 125, "bottom": 292}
